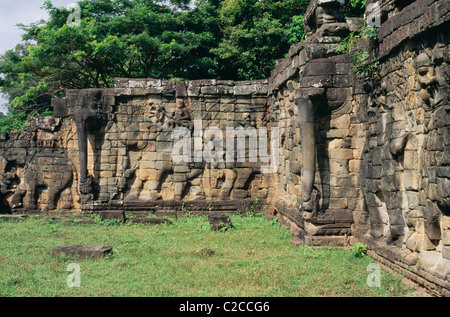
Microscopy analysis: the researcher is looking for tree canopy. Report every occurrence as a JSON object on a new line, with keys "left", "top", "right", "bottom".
{"left": 0, "top": 0, "right": 365, "bottom": 132}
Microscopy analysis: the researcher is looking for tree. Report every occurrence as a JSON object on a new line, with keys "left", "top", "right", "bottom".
{"left": 0, "top": 0, "right": 365, "bottom": 132}
{"left": 212, "top": 0, "right": 310, "bottom": 80}
{"left": 0, "top": 42, "right": 54, "bottom": 132}
{"left": 0, "top": 0, "right": 219, "bottom": 131}
{"left": 20, "top": 0, "right": 217, "bottom": 85}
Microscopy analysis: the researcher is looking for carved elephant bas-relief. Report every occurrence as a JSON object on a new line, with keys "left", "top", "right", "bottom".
{"left": 0, "top": 151, "right": 75, "bottom": 212}
{"left": 0, "top": 159, "right": 19, "bottom": 211}
{"left": 0, "top": 118, "right": 76, "bottom": 212}
{"left": 295, "top": 56, "right": 352, "bottom": 218}
{"left": 17, "top": 160, "right": 74, "bottom": 211}
{"left": 362, "top": 43, "right": 449, "bottom": 251}
{"left": 69, "top": 88, "right": 115, "bottom": 200}
{"left": 416, "top": 51, "right": 447, "bottom": 110}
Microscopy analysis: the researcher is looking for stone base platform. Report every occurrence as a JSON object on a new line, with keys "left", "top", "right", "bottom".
{"left": 275, "top": 201, "right": 355, "bottom": 247}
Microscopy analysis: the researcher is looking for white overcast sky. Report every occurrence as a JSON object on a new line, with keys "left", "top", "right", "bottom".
{"left": 0, "top": 0, "right": 76, "bottom": 113}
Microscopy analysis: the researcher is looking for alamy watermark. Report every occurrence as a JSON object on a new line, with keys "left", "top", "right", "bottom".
{"left": 66, "top": 263, "right": 81, "bottom": 288}
{"left": 171, "top": 119, "right": 281, "bottom": 173}
{"left": 67, "top": 3, "right": 81, "bottom": 28}
{"left": 365, "top": 2, "right": 381, "bottom": 27}
{"left": 366, "top": 263, "right": 381, "bottom": 288}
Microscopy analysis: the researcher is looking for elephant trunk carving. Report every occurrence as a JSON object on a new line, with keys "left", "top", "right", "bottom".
{"left": 75, "top": 120, "right": 92, "bottom": 195}
{"left": 71, "top": 89, "right": 114, "bottom": 200}
{"left": 297, "top": 97, "right": 319, "bottom": 214}
{"left": 294, "top": 53, "right": 352, "bottom": 218}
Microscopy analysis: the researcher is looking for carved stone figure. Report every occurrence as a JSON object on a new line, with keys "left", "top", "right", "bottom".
{"left": 0, "top": 149, "right": 75, "bottom": 212}
{"left": 416, "top": 52, "right": 444, "bottom": 110}
{"left": 295, "top": 55, "right": 352, "bottom": 217}
{"left": 167, "top": 99, "right": 192, "bottom": 130}
{"left": 70, "top": 89, "right": 115, "bottom": 203}
{"left": 19, "top": 163, "right": 74, "bottom": 211}
{"left": 304, "top": 0, "right": 347, "bottom": 40}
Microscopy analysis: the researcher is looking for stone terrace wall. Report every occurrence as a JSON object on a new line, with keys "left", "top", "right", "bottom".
{"left": 0, "top": 78, "right": 272, "bottom": 215}
{"left": 264, "top": 2, "right": 366, "bottom": 245}
{"left": 99, "top": 78, "right": 272, "bottom": 209}
{"left": 355, "top": 0, "right": 450, "bottom": 296}
{"left": 0, "top": 0, "right": 448, "bottom": 296}
{"left": 264, "top": 0, "right": 450, "bottom": 294}
{"left": 0, "top": 116, "right": 79, "bottom": 213}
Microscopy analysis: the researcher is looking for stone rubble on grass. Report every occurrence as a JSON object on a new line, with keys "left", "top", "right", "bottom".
{"left": 208, "top": 213, "right": 232, "bottom": 231}
{"left": 0, "top": 215, "right": 27, "bottom": 221}
{"left": 52, "top": 245, "right": 113, "bottom": 259}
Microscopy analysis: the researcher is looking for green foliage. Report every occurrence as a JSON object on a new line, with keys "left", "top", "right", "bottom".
{"left": 344, "top": 0, "right": 366, "bottom": 18}
{"left": 333, "top": 22, "right": 379, "bottom": 78}
{"left": 0, "top": 0, "right": 366, "bottom": 131}
{"left": 333, "top": 22, "right": 378, "bottom": 55}
{"left": 352, "top": 49, "right": 380, "bottom": 78}
{"left": 0, "top": 42, "right": 56, "bottom": 132}
{"left": 350, "top": 242, "right": 368, "bottom": 258}
{"left": 0, "top": 0, "right": 220, "bottom": 131}
{"left": 0, "top": 111, "right": 29, "bottom": 133}
{"left": 0, "top": 107, "right": 53, "bottom": 133}
{"left": 211, "top": 0, "right": 310, "bottom": 80}
{"left": 287, "top": 14, "right": 306, "bottom": 44}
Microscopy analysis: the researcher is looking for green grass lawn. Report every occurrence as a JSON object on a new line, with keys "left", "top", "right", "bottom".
{"left": 0, "top": 214, "right": 423, "bottom": 297}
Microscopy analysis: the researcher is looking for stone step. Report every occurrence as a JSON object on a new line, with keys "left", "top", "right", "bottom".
{"left": 305, "top": 209, "right": 354, "bottom": 225}
{"left": 84, "top": 199, "right": 267, "bottom": 215}
{"left": 304, "top": 235, "right": 351, "bottom": 247}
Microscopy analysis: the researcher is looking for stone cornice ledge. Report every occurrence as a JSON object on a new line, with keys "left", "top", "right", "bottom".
{"left": 378, "top": 0, "right": 450, "bottom": 58}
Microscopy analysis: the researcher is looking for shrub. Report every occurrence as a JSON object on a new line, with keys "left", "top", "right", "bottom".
{"left": 350, "top": 242, "right": 368, "bottom": 258}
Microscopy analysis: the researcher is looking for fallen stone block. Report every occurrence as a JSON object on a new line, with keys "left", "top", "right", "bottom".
{"left": 194, "top": 248, "right": 217, "bottom": 256}
{"left": 98, "top": 210, "right": 126, "bottom": 222}
{"left": 208, "top": 213, "right": 232, "bottom": 231}
{"left": 0, "top": 215, "right": 27, "bottom": 221}
{"left": 128, "top": 218, "right": 173, "bottom": 225}
{"left": 52, "top": 245, "right": 113, "bottom": 259}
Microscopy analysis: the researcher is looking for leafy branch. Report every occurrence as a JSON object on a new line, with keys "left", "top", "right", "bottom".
{"left": 332, "top": 22, "right": 379, "bottom": 78}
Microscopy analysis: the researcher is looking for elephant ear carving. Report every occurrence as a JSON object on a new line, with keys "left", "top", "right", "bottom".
{"left": 329, "top": 88, "right": 352, "bottom": 115}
